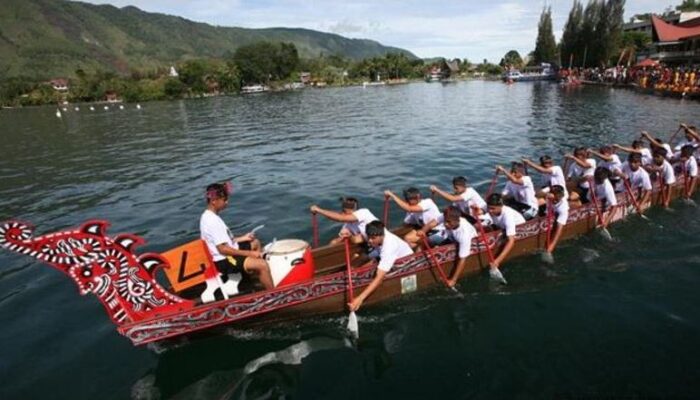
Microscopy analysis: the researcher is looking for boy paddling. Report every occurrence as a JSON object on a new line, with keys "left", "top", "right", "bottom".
{"left": 437, "top": 206, "right": 478, "bottom": 288}
{"left": 384, "top": 187, "right": 447, "bottom": 249}
{"left": 486, "top": 193, "right": 526, "bottom": 283}
{"left": 310, "top": 197, "right": 378, "bottom": 245}
{"left": 497, "top": 163, "right": 539, "bottom": 220}
{"left": 430, "top": 176, "right": 487, "bottom": 222}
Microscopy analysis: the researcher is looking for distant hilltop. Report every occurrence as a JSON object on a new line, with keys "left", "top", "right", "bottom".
{"left": 0, "top": 0, "right": 416, "bottom": 80}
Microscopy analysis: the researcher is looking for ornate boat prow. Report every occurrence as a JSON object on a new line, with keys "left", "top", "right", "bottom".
{"left": 0, "top": 220, "right": 195, "bottom": 326}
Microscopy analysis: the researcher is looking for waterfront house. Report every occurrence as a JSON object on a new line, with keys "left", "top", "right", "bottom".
{"left": 646, "top": 14, "right": 700, "bottom": 65}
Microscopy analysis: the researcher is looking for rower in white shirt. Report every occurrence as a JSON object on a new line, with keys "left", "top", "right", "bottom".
{"left": 434, "top": 206, "right": 477, "bottom": 288}
{"left": 522, "top": 155, "right": 569, "bottom": 205}
{"left": 614, "top": 140, "right": 653, "bottom": 166}
{"left": 589, "top": 145, "right": 623, "bottom": 191}
{"left": 497, "top": 163, "right": 539, "bottom": 220}
{"left": 676, "top": 123, "right": 700, "bottom": 152}
{"left": 348, "top": 221, "right": 413, "bottom": 311}
{"left": 616, "top": 153, "right": 653, "bottom": 213}
{"left": 646, "top": 148, "right": 676, "bottom": 208}
{"left": 587, "top": 167, "right": 618, "bottom": 227}
{"left": 564, "top": 147, "right": 596, "bottom": 207}
{"left": 543, "top": 185, "right": 569, "bottom": 258}
{"left": 641, "top": 131, "right": 673, "bottom": 160}
{"left": 384, "top": 187, "right": 447, "bottom": 249}
{"left": 310, "top": 197, "right": 378, "bottom": 245}
{"left": 486, "top": 193, "right": 526, "bottom": 283}
{"left": 430, "top": 176, "right": 487, "bottom": 223}
{"left": 678, "top": 145, "right": 697, "bottom": 198}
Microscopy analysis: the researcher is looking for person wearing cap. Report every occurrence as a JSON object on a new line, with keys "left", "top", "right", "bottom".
{"left": 486, "top": 193, "right": 526, "bottom": 283}
{"left": 310, "top": 197, "right": 378, "bottom": 245}
{"left": 439, "top": 206, "right": 477, "bottom": 288}
{"left": 200, "top": 182, "right": 274, "bottom": 290}
{"left": 348, "top": 220, "right": 413, "bottom": 311}
{"left": 384, "top": 187, "right": 447, "bottom": 249}
{"left": 429, "top": 176, "right": 487, "bottom": 223}
{"left": 497, "top": 163, "right": 539, "bottom": 220}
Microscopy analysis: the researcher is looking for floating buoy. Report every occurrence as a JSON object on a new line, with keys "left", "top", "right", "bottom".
{"left": 89, "top": 106, "right": 95, "bottom": 111}
{"left": 136, "top": 104, "right": 141, "bottom": 110}
{"left": 119, "top": 105, "right": 124, "bottom": 110}
{"left": 75, "top": 107, "right": 80, "bottom": 111}
{"left": 62, "top": 107, "right": 68, "bottom": 112}
{"left": 55, "top": 109, "right": 62, "bottom": 118}
{"left": 104, "top": 106, "right": 109, "bottom": 110}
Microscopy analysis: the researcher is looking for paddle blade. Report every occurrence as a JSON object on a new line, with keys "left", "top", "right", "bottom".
{"left": 598, "top": 227, "right": 613, "bottom": 242}
{"left": 347, "top": 311, "right": 359, "bottom": 338}
{"left": 541, "top": 251, "right": 554, "bottom": 265}
{"left": 489, "top": 268, "right": 507, "bottom": 285}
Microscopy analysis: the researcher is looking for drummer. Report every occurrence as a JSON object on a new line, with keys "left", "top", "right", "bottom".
{"left": 310, "top": 197, "right": 378, "bottom": 245}
{"left": 384, "top": 187, "right": 446, "bottom": 249}
{"left": 348, "top": 221, "right": 413, "bottom": 311}
{"left": 200, "top": 182, "right": 274, "bottom": 290}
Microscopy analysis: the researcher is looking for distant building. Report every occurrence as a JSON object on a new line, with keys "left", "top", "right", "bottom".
{"left": 49, "top": 78, "right": 69, "bottom": 91}
{"left": 624, "top": 11, "right": 700, "bottom": 35}
{"left": 643, "top": 14, "right": 700, "bottom": 65}
{"left": 299, "top": 72, "right": 311, "bottom": 84}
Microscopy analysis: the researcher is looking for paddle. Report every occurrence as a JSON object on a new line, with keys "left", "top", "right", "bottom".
{"left": 311, "top": 212, "right": 319, "bottom": 248}
{"left": 382, "top": 195, "right": 390, "bottom": 227}
{"left": 622, "top": 178, "right": 650, "bottom": 221}
{"left": 668, "top": 125, "right": 683, "bottom": 147}
{"left": 486, "top": 168, "right": 500, "bottom": 197}
{"left": 420, "top": 236, "right": 457, "bottom": 293}
{"left": 541, "top": 197, "right": 555, "bottom": 264}
{"left": 343, "top": 238, "right": 359, "bottom": 339}
{"left": 587, "top": 178, "right": 613, "bottom": 241}
{"left": 473, "top": 217, "right": 507, "bottom": 284}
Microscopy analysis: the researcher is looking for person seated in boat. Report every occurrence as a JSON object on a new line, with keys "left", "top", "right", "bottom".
{"left": 677, "top": 145, "right": 698, "bottom": 197}
{"left": 497, "top": 163, "right": 539, "bottom": 220}
{"left": 384, "top": 187, "right": 447, "bottom": 249}
{"left": 588, "top": 167, "right": 618, "bottom": 227}
{"left": 640, "top": 131, "right": 673, "bottom": 160}
{"left": 200, "top": 182, "right": 274, "bottom": 291}
{"left": 309, "top": 197, "right": 378, "bottom": 245}
{"left": 429, "top": 176, "right": 487, "bottom": 223}
{"left": 521, "top": 155, "right": 568, "bottom": 203}
{"left": 564, "top": 147, "right": 596, "bottom": 206}
{"left": 588, "top": 146, "right": 623, "bottom": 191}
{"left": 543, "top": 185, "right": 569, "bottom": 256}
{"left": 645, "top": 148, "right": 676, "bottom": 208}
{"left": 676, "top": 123, "right": 699, "bottom": 152}
{"left": 613, "top": 140, "right": 652, "bottom": 166}
{"left": 438, "top": 206, "right": 477, "bottom": 288}
{"left": 616, "top": 153, "right": 653, "bottom": 209}
{"left": 348, "top": 220, "right": 413, "bottom": 312}
{"left": 485, "top": 193, "right": 526, "bottom": 279}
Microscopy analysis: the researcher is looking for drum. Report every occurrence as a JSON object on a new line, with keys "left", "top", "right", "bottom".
{"left": 264, "top": 239, "right": 315, "bottom": 287}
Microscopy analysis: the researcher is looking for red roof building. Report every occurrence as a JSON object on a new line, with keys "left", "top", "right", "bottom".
{"left": 649, "top": 15, "right": 700, "bottom": 65}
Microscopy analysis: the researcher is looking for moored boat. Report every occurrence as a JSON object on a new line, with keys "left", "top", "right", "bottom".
{"left": 0, "top": 174, "right": 693, "bottom": 347}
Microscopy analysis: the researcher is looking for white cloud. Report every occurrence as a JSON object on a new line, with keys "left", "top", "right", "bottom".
{"left": 78, "top": 0, "right": 680, "bottom": 61}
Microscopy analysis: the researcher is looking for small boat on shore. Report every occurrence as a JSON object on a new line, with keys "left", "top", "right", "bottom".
{"left": 241, "top": 85, "right": 268, "bottom": 94}
{"left": 503, "top": 63, "right": 557, "bottom": 83}
{"left": 0, "top": 172, "right": 693, "bottom": 347}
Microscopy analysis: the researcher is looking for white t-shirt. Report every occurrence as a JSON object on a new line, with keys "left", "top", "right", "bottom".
{"left": 621, "top": 162, "right": 653, "bottom": 191}
{"left": 662, "top": 144, "right": 673, "bottom": 160}
{"left": 639, "top": 148, "right": 653, "bottom": 165}
{"left": 376, "top": 229, "right": 413, "bottom": 272}
{"left": 551, "top": 199, "right": 569, "bottom": 225}
{"left": 439, "top": 216, "right": 477, "bottom": 259}
{"left": 540, "top": 165, "right": 567, "bottom": 189}
{"left": 200, "top": 209, "right": 236, "bottom": 262}
{"left": 567, "top": 158, "right": 597, "bottom": 188}
{"left": 588, "top": 179, "right": 618, "bottom": 207}
{"left": 683, "top": 157, "right": 698, "bottom": 178}
{"left": 658, "top": 160, "right": 676, "bottom": 185}
{"left": 404, "top": 198, "right": 444, "bottom": 231}
{"left": 600, "top": 154, "right": 622, "bottom": 174}
{"left": 502, "top": 176, "right": 538, "bottom": 210}
{"left": 674, "top": 138, "right": 699, "bottom": 152}
{"left": 490, "top": 206, "right": 526, "bottom": 237}
{"left": 342, "top": 208, "right": 378, "bottom": 238}
{"left": 453, "top": 187, "right": 487, "bottom": 214}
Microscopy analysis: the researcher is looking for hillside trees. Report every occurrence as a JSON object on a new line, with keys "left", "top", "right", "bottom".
{"left": 532, "top": 7, "right": 558, "bottom": 64}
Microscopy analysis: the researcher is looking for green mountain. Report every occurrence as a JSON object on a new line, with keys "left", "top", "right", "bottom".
{"left": 0, "top": 0, "right": 416, "bottom": 80}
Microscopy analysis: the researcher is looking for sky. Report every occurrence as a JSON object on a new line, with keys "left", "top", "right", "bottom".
{"left": 80, "top": 0, "right": 678, "bottom": 62}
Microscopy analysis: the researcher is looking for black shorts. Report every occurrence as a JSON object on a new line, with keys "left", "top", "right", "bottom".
{"left": 214, "top": 241, "right": 251, "bottom": 275}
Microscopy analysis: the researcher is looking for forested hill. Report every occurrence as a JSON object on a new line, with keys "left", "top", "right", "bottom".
{"left": 0, "top": 0, "right": 416, "bottom": 80}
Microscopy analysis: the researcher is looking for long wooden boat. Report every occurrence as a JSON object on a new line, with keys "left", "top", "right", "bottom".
{"left": 0, "top": 176, "right": 693, "bottom": 346}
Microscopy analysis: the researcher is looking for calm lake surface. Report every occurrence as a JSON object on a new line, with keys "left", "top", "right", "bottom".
{"left": 1, "top": 81, "right": 700, "bottom": 399}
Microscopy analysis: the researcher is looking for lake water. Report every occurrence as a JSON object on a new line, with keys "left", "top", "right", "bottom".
{"left": 1, "top": 81, "right": 700, "bottom": 399}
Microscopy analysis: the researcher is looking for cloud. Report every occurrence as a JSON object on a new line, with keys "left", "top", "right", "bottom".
{"left": 78, "top": 0, "right": 679, "bottom": 61}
